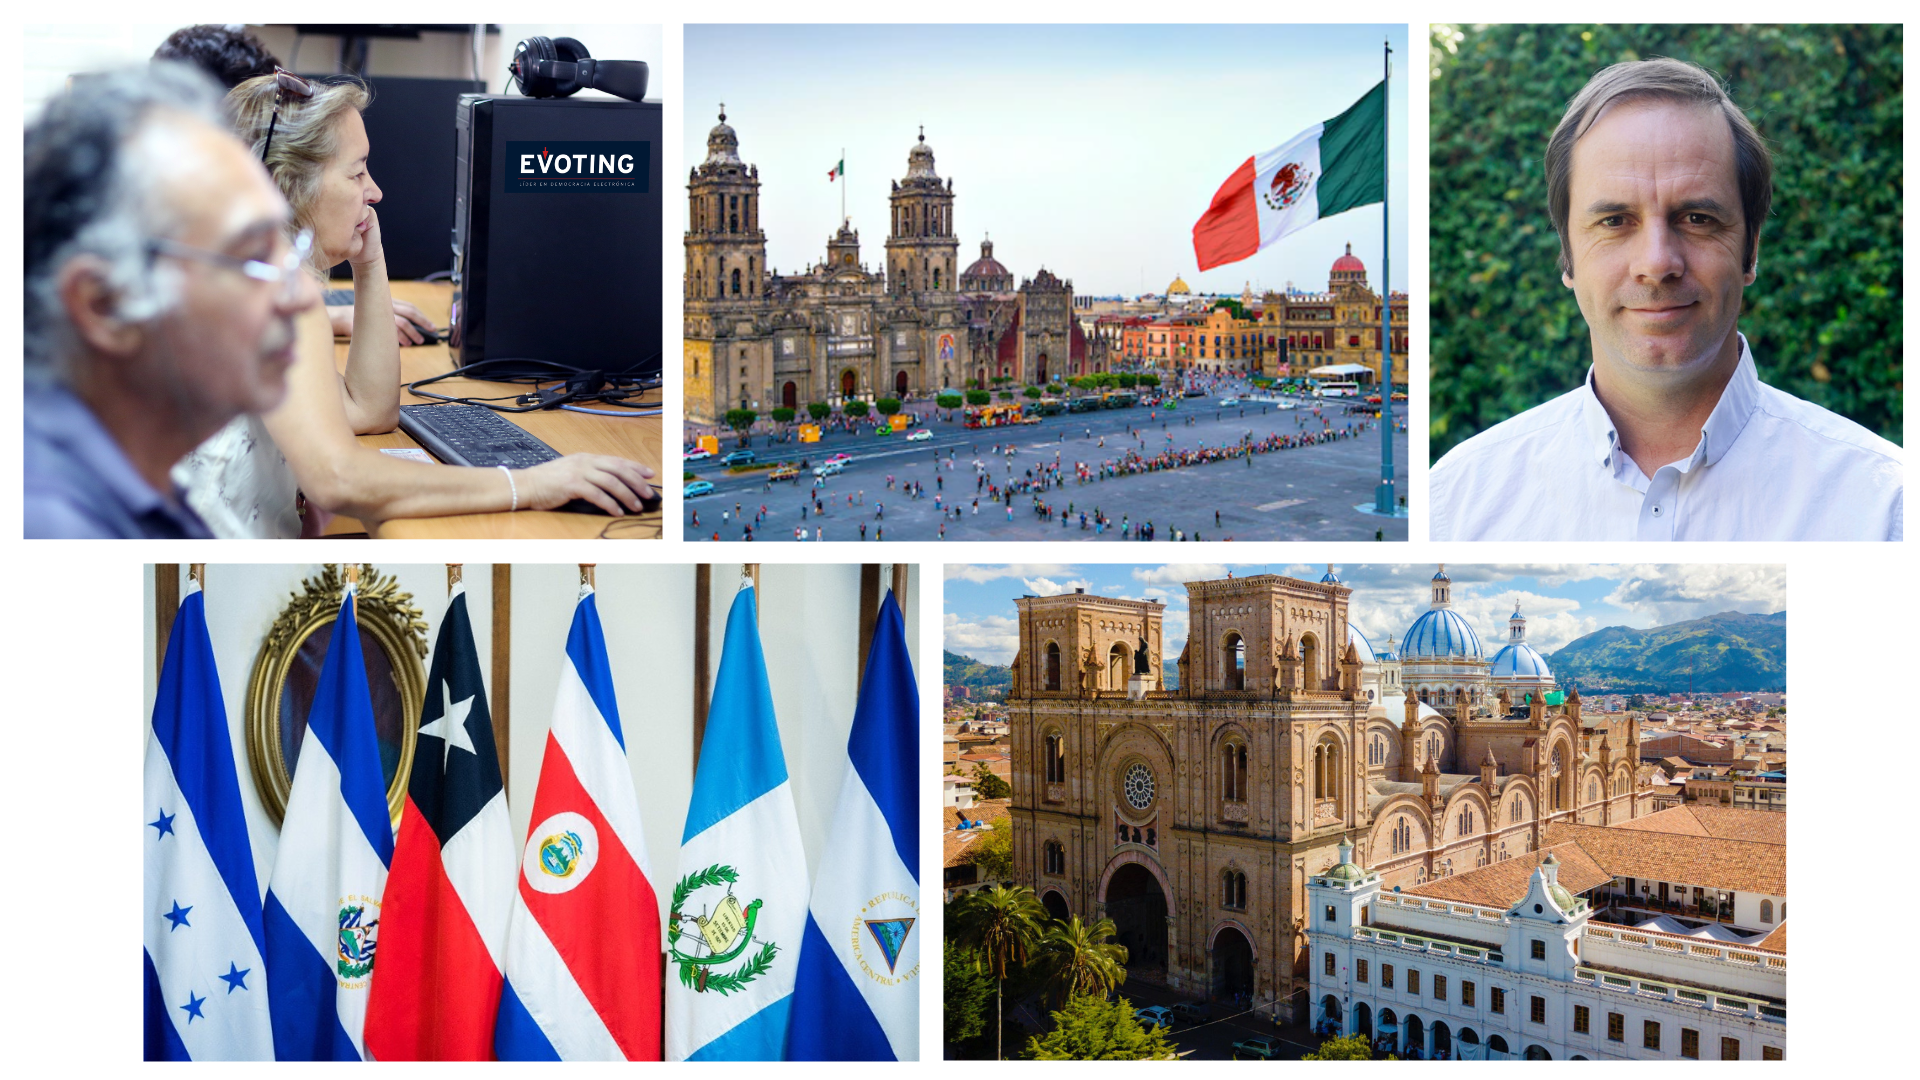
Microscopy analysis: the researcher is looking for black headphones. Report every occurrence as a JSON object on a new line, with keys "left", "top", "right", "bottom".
{"left": 509, "top": 37, "right": 648, "bottom": 103}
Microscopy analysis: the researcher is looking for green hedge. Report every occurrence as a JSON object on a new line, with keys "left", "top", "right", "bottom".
{"left": 1429, "top": 23, "right": 1903, "bottom": 462}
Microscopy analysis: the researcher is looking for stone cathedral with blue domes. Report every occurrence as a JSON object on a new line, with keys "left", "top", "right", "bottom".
{"left": 1006, "top": 566, "right": 1652, "bottom": 1023}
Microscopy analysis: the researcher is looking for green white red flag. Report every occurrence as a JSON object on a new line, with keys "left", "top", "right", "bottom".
{"left": 1192, "top": 81, "right": 1385, "bottom": 271}
{"left": 828, "top": 158, "right": 844, "bottom": 182}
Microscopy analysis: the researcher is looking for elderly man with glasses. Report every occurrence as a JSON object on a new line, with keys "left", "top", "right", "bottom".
{"left": 24, "top": 63, "right": 320, "bottom": 538}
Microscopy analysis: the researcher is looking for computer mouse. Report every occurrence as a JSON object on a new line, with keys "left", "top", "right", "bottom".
{"left": 556, "top": 490, "right": 664, "bottom": 516}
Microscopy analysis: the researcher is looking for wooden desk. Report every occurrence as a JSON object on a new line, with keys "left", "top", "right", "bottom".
{"left": 328, "top": 281, "right": 663, "bottom": 539}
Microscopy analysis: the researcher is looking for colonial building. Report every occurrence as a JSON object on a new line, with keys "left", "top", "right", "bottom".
{"left": 1304, "top": 803, "right": 1786, "bottom": 1060}
{"left": 1258, "top": 244, "right": 1409, "bottom": 382}
{"left": 683, "top": 112, "right": 1104, "bottom": 424}
{"left": 1006, "top": 567, "right": 1653, "bottom": 1023}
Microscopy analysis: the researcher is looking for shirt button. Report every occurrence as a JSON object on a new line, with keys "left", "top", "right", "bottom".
{"left": 1652, "top": 506, "right": 1662, "bottom": 515}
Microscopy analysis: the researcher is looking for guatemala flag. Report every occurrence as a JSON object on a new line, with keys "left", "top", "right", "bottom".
{"left": 788, "top": 590, "right": 920, "bottom": 1060}
{"left": 666, "top": 580, "right": 808, "bottom": 1060}
{"left": 261, "top": 580, "right": 393, "bottom": 1060}
{"left": 144, "top": 578, "right": 272, "bottom": 1060}
{"left": 495, "top": 582, "right": 662, "bottom": 1060}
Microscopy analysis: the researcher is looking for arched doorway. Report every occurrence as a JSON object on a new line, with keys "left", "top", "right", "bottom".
{"left": 1432, "top": 1021, "right": 1452, "bottom": 1060}
{"left": 1223, "top": 632, "right": 1245, "bottom": 691}
{"left": 1210, "top": 925, "right": 1253, "bottom": 1003}
{"left": 1487, "top": 1034, "right": 1510, "bottom": 1060}
{"left": 841, "top": 369, "right": 858, "bottom": 398}
{"left": 1036, "top": 355, "right": 1049, "bottom": 384}
{"left": 1104, "top": 862, "right": 1168, "bottom": 979}
{"left": 1041, "top": 889, "right": 1069, "bottom": 921}
{"left": 1457, "top": 1026, "right": 1480, "bottom": 1061}
{"left": 1376, "top": 1009, "right": 1398, "bottom": 1053}
{"left": 896, "top": 370, "right": 909, "bottom": 396}
{"left": 1403, "top": 1014, "right": 1424, "bottom": 1058}
{"left": 781, "top": 381, "right": 797, "bottom": 411}
{"left": 1300, "top": 632, "right": 1320, "bottom": 690}
{"left": 1525, "top": 1045, "right": 1552, "bottom": 1060}
{"left": 1107, "top": 642, "right": 1130, "bottom": 690}
{"left": 1045, "top": 642, "right": 1062, "bottom": 691}
{"left": 1320, "top": 995, "right": 1343, "bottom": 1034}
{"left": 1354, "top": 1002, "right": 1372, "bottom": 1039}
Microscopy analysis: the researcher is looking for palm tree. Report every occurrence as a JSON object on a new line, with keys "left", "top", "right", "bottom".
{"left": 949, "top": 884, "right": 1046, "bottom": 1060}
{"left": 1033, "top": 915, "right": 1129, "bottom": 1007}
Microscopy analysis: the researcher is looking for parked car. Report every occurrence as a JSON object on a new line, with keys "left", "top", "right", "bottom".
{"left": 1219, "top": 396, "right": 1240, "bottom": 406}
{"left": 684, "top": 480, "right": 715, "bottom": 498}
{"left": 684, "top": 447, "right": 712, "bottom": 461}
{"left": 825, "top": 452, "right": 855, "bottom": 466}
{"left": 1134, "top": 1006, "right": 1173, "bottom": 1031}
{"left": 1231, "top": 1037, "right": 1281, "bottom": 1060}
{"left": 1170, "top": 1002, "right": 1210, "bottom": 1024}
{"left": 721, "top": 449, "right": 757, "bottom": 466}
{"left": 769, "top": 464, "right": 800, "bottom": 482}
{"left": 905, "top": 428, "right": 933, "bottom": 441}
{"left": 814, "top": 461, "right": 846, "bottom": 478}
{"left": 872, "top": 424, "right": 894, "bottom": 436}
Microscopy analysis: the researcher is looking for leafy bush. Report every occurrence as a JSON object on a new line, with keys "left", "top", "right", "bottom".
{"left": 1023, "top": 385, "right": 1042, "bottom": 398}
{"left": 807, "top": 401, "right": 830, "bottom": 420}
{"left": 769, "top": 406, "right": 795, "bottom": 424}
{"left": 1136, "top": 373, "right": 1161, "bottom": 388}
{"left": 723, "top": 408, "right": 756, "bottom": 433}
{"left": 966, "top": 389, "right": 991, "bottom": 406}
{"left": 1429, "top": 23, "right": 1903, "bottom": 461}
{"left": 876, "top": 397, "right": 902, "bottom": 416}
{"left": 843, "top": 399, "right": 871, "bottom": 418}
{"left": 1046, "top": 383, "right": 1066, "bottom": 395}
{"left": 938, "top": 391, "right": 965, "bottom": 409}
{"left": 1117, "top": 373, "right": 1138, "bottom": 388}
{"left": 998, "top": 391, "right": 1014, "bottom": 401}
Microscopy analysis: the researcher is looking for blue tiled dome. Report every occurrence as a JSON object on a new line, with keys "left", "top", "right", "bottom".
{"left": 1402, "top": 607, "right": 1483, "bottom": 659}
{"left": 1347, "top": 622, "right": 1375, "bottom": 663}
{"left": 1490, "top": 642, "right": 1552, "bottom": 680}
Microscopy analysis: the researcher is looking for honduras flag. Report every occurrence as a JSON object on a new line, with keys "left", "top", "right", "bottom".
{"left": 495, "top": 582, "right": 662, "bottom": 1060}
{"left": 144, "top": 578, "right": 272, "bottom": 1060}
{"left": 666, "top": 580, "right": 808, "bottom": 1060}
{"left": 262, "top": 580, "right": 393, "bottom": 1060}
{"left": 788, "top": 590, "right": 920, "bottom": 1060}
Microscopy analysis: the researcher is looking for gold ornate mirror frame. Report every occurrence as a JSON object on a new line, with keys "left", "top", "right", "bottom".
{"left": 245, "top": 564, "right": 429, "bottom": 826}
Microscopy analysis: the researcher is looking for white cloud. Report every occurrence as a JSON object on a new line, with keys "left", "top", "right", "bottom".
{"left": 1023, "top": 577, "right": 1093, "bottom": 598}
{"left": 1129, "top": 564, "right": 1232, "bottom": 586}
{"left": 944, "top": 612, "right": 1021, "bottom": 665}
{"left": 1604, "top": 565, "right": 1785, "bottom": 625}
{"left": 945, "top": 563, "right": 1077, "bottom": 583}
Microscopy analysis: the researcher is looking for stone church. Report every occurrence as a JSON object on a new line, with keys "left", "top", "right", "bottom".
{"left": 1005, "top": 567, "right": 1651, "bottom": 1021}
{"left": 683, "top": 110, "right": 1103, "bottom": 425}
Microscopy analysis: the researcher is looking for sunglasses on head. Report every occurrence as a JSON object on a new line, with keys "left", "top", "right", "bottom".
{"left": 260, "top": 67, "right": 315, "bottom": 165}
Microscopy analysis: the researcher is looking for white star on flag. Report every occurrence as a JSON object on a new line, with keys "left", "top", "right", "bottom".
{"left": 419, "top": 682, "right": 476, "bottom": 768}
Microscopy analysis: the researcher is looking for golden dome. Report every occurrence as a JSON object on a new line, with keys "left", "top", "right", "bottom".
{"left": 1167, "top": 275, "right": 1191, "bottom": 295}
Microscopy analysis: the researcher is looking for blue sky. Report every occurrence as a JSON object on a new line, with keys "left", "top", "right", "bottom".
{"left": 944, "top": 564, "right": 1787, "bottom": 666}
{"left": 686, "top": 24, "right": 1409, "bottom": 297}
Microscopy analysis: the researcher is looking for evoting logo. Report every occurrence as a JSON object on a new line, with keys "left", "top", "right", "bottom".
{"left": 506, "top": 140, "right": 650, "bottom": 193}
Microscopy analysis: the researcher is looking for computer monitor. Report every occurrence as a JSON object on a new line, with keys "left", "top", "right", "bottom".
{"left": 351, "top": 75, "right": 484, "bottom": 280}
{"left": 452, "top": 94, "right": 662, "bottom": 378}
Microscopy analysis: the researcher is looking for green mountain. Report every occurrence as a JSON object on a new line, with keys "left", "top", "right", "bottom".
{"left": 1546, "top": 611, "right": 1785, "bottom": 694}
{"left": 945, "top": 650, "right": 1011, "bottom": 692}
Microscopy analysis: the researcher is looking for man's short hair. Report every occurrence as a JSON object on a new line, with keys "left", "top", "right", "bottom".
{"left": 1546, "top": 57, "right": 1772, "bottom": 276}
{"left": 153, "top": 24, "right": 281, "bottom": 91}
{"left": 24, "top": 63, "right": 225, "bottom": 379}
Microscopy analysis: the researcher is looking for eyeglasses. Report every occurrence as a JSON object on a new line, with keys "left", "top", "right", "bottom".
{"left": 260, "top": 67, "right": 316, "bottom": 165}
{"left": 148, "top": 228, "right": 315, "bottom": 302}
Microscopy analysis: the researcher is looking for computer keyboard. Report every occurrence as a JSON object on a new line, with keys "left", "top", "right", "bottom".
{"left": 398, "top": 403, "right": 564, "bottom": 468}
{"left": 395, "top": 403, "right": 660, "bottom": 517}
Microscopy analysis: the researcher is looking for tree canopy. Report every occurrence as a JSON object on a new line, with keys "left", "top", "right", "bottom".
{"left": 1429, "top": 24, "right": 1903, "bottom": 461}
{"left": 1024, "top": 994, "right": 1175, "bottom": 1060}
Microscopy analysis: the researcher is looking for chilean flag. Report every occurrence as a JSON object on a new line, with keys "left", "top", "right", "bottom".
{"left": 494, "top": 583, "right": 663, "bottom": 1060}
{"left": 364, "top": 582, "right": 515, "bottom": 1059}
{"left": 1191, "top": 80, "right": 1386, "bottom": 271}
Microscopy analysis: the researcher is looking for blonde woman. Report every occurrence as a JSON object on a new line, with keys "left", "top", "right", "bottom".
{"left": 177, "top": 70, "right": 654, "bottom": 536}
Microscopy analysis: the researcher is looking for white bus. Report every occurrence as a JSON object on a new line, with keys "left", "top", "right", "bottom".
{"left": 1313, "top": 380, "right": 1361, "bottom": 398}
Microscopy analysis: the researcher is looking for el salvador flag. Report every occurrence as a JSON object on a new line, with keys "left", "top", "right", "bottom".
{"left": 144, "top": 579, "right": 272, "bottom": 1060}
{"left": 261, "top": 581, "right": 393, "bottom": 1060}
{"left": 788, "top": 590, "right": 920, "bottom": 1060}
{"left": 666, "top": 580, "right": 809, "bottom": 1061}
{"left": 495, "top": 583, "right": 662, "bottom": 1060}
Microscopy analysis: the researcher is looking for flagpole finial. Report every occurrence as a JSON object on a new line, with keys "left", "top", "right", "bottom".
{"left": 188, "top": 563, "right": 205, "bottom": 588}
{"left": 718, "top": 102, "right": 725, "bottom": 122}
{"left": 447, "top": 563, "right": 463, "bottom": 594}
{"left": 580, "top": 564, "right": 596, "bottom": 589}
{"left": 918, "top": 124, "right": 924, "bottom": 143}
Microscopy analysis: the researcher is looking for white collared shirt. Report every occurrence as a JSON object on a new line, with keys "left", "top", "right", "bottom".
{"left": 1430, "top": 336, "right": 1903, "bottom": 541}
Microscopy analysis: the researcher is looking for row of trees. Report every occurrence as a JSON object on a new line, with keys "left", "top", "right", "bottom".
{"left": 722, "top": 398, "right": 909, "bottom": 434}
{"left": 946, "top": 885, "right": 1169, "bottom": 1060}
{"left": 963, "top": 372, "right": 1163, "bottom": 392}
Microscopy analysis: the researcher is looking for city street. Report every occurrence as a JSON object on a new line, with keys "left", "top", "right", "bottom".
{"left": 684, "top": 389, "right": 1409, "bottom": 542}
{"left": 1115, "top": 979, "right": 1322, "bottom": 1061}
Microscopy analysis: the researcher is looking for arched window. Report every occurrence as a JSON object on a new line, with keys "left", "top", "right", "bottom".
{"left": 1222, "top": 741, "right": 1248, "bottom": 802}
{"left": 1427, "top": 734, "right": 1441, "bottom": 764}
{"left": 1223, "top": 632, "right": 1246, "bottom": 691}
{"left": 730, "top": 268, "right": 742, "bottom": 296}
{"left": 1458, "top": 807, "right": 1475, "bottom": 836}
{"left": 1509, "top": 798, "right": 1522, "bottom": 824}
{"left": 933, "top": 268, "right": 942, "bottom": 289}
{"left": 1300, "top": 633, "right": 1320, "bottom": 688}
{"left": 1044, "top": 733, "right": 1065, "bottom": 784}
{"left": 1760, "top": 899, "right": 1774, "bottom": 923}
{"left": 1587, "top": 779, "right": 1598, "bottom": 803}
{"left": 1313, "top": 738, "right": 1341, "bottom": 802}
{"left": 1390, "top": 816, "right": 1412, "bottom": 855}
{"left": 1043, "top": 841, "right": 1065, "bottom": 875}
{"left": 1045, "top": 642, "right": 1061, "bottom": 691}
{"left": 747, "top": 257, "right": 755, "bottom": 296}
{"left": 1223, "top": 869, "right": 1247, "bottom": 910}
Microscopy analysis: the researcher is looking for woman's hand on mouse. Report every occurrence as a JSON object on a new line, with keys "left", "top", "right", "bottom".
{"left": 519, "top": 455, "right": 658, "bottom": 515}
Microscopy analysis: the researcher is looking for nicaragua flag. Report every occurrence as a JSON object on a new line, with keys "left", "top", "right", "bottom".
{"left": 495, "top": 583, "right": 662, "bottom": 1060}
{"left": 666, "top": 580, "right": 809, "bottom": 1061}
{"left": 144, "top": 578, "right": 272, "bottom": 1060}
{"left": 365, "top": 581, "right": 516, "bottom": 1059}
{"left": 1192, "top": 80, "right": 1386, "bottom": 271}
{"left": 788, "top": 590, "right": 920, "bottom": 1060}
{"left": 261, "top": 580, "right": 393, "bottom": 1060}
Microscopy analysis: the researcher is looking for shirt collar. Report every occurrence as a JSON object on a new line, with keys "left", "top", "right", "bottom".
{"left": 1576, "top": 332, "right": 1761, "bottom": 472}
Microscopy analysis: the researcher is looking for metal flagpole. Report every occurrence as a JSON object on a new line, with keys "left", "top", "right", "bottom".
{"left": 841, "top": 146, "right": 847, "bottom": 226}
{"left": 1373, "top": 38, "right": 1400, "bottom": 517}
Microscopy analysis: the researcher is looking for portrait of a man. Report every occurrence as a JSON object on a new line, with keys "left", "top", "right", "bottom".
{"left": 1429, "top": 35, "right": 1902, "bottom": 541}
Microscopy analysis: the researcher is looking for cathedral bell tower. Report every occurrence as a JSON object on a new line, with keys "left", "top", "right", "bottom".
{"left": 686, "top": 106, "right": 767, "bottom": 305}
{"left": 885, "top": 127, "right": 959, "bottom": 296}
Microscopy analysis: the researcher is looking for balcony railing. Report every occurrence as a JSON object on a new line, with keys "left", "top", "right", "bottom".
{"left": 1572, "top": 964, "right": 1785, "bottom": 1025}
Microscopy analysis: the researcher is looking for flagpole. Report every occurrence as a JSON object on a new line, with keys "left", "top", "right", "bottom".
{"left": 1373, "top": 38, "right": 1399, "bottom": 517}
{"left": 841, "top": 146, "right": 846, "bottom": 226}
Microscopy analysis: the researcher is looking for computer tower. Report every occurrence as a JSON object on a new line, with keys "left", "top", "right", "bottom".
{"left": 452, "top": 94, "right": 663, "bottom": 377}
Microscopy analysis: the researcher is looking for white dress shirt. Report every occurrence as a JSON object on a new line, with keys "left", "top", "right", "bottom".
{"left": 1430, "top": 337, "right": 1903, "bottom": 541}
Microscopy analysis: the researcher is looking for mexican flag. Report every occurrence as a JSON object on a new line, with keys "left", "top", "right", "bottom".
{"left": 1191, "top": 81, "right": 1385, "bottom": 271}
{"left": 828, "top": 158, "right": 844, "bottom": 181}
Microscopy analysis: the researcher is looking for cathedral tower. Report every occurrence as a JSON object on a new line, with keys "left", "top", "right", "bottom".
{"left": 684, "top": 107, "right": 773, "bottom": 422}
{"left": 885, "top": 128, "right": 959, "bottom": 296}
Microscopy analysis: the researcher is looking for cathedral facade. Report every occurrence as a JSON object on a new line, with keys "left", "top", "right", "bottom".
{"left": 1006, "top": 568, "right": 1651, "bottom": 1021}
{"left": 684, "top": 112, "right": 1104, "bottom": 425}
